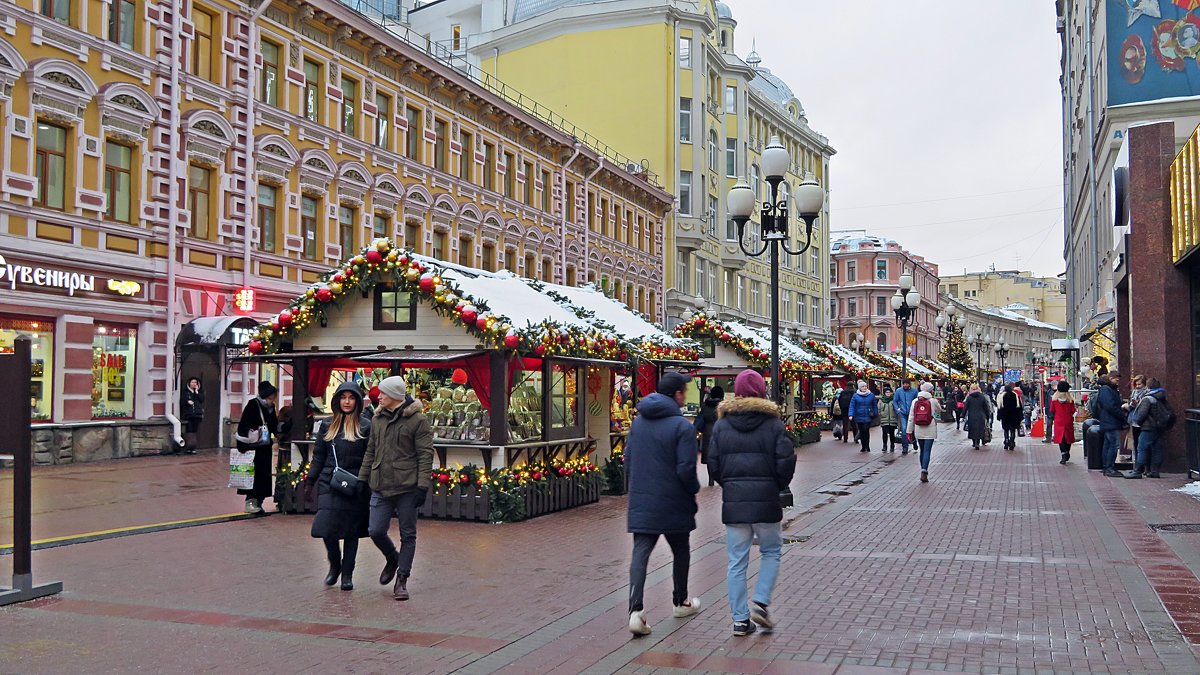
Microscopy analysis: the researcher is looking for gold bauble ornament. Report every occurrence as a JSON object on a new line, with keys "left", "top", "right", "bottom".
{"left": 330, "top": 281, "right": 343, "bottom": 294}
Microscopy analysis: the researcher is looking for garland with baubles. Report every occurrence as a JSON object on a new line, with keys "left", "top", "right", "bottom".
{"left": 246, "top": 239, "right": 634, "bottom": 360}
{"left": 803, "top": 339, "right": 894, "bottom": 381}
{"left": 674, "top": 314, "right": 814, "bottom": 382}
{"left": 537, "top": 284, "right": 701, "bottom": 363}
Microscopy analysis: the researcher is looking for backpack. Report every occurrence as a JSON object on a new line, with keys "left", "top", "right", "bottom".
{"left": 1148, "top": 397, "right": 1177, "bottom": 431}
{"left": 831, "top": 399, "right": 842, "bottom": 416}
{"left": 913, "top": 397, "right": 933, "bottom": 426}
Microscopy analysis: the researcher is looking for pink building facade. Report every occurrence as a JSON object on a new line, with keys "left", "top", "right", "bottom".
{"left": 830, "top": 235, "right": 941, "bottom": 364}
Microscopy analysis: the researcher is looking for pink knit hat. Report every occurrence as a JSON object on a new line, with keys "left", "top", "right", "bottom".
{"left": 734, "top": 369, "right": 766, "bottom": 398}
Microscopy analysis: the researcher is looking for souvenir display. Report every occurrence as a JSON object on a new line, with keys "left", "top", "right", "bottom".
{"left": 508, "top": 371, "right": 544, "bottom": 443}
{"left": 410, "top": 369, "right": 490, "bottom": 444}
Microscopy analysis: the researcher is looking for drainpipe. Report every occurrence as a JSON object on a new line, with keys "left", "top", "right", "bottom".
{"left": 163, "top": 0, "right": 184, "bottom": 447}
{"left": 242, "top": 0, "right": 275, "bottom": 291}
{"left": 559, "top": 141, "right": 582, "bottom": 284}
{"left": 1083, "top": 0, "right": 1099, "bottom": 327}
{"left": 582, "top": 157, "right": 604, "bottom": 286}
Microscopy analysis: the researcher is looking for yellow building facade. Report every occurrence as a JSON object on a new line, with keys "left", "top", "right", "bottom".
{"left": 409, "top": 0, "right": 836, "bottom": 337}
{"left": 939, "top": 271, "right": 1067, "bottom": 330}
{"left": 0, "top": 0, "right": 670, "bottom": 459}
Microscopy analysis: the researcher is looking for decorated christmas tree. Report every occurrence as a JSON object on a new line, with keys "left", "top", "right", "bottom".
{"left": 939, "top": 329, "right": 973, "bottom": 376}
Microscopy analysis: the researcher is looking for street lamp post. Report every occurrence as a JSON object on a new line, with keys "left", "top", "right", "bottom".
{"left": 994, "top": 340, "right": 1009, "bottom": 378}
{"left": 968, "top": 331, "right": 992, "bottom": 382}
{"left": 891, "top": 270, "right": 921, "bottom": 382}
{"left": 727, "top": 136, "right": 824, "bottom": 404}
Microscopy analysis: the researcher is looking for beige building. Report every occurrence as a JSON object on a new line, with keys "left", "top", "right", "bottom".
{"left": 940, "top": 270, "right": 1067, "bottom": 329}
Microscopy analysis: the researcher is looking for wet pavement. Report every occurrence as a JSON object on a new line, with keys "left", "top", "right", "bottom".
{"left": 3, "top": 425, "right": 1200, "bottom": 673}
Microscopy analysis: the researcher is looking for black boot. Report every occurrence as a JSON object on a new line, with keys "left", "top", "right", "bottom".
{"left": 324, "top": 562, "right": 341, "bottom": 586}
{"left": 323, "top": 538, "right": 341, "bottom": 586}
{"left": 340, "top": 538, "right": 358, "bottom": 591}
{"left": 1060, "top": 453, "right": 1069, "bottom": 464}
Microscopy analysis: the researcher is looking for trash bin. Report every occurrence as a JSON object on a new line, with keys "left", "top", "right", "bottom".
{"left": 1084, "top": 419, "right": 1104, "bottom": 470}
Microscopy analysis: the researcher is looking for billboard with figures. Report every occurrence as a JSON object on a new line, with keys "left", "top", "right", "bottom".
{"left": 1108, "top": 0, "right": 1200, "bottom": 105}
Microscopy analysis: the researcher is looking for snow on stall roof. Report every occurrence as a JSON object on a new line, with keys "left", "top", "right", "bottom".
{"left": 873, "top": 351, "right": 934, "bottom": 376}
{"left": 543, "top": 282, "right": 688, "bottom": 346}
{"left": 823, "top": 342, "right": 876, "bottom": 371}
{"left": 414, "top": 255, "right": 594, "bottom": 333}
{"left": 748, "top": 328, "right": 828, "bottom": 367}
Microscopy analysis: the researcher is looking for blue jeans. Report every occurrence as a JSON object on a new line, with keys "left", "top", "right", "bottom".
{"left": 918, "top": 438, "right": 934, "bottom": 471}
{"left": 897, "top": 414, "right": 910, "bottom": 451}
{"left": 726, "top": 522, "right": 782, "bottom": 622}
{"left": 1137, "top": 430, "right": 1162, "bottom": 473}
{"left": 1102, "top": 430, "right": 1121, "bottom": 471}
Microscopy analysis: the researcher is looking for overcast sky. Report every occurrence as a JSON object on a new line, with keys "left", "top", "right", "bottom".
{"left": 728, "top": 0, "right": 1065, "bottom": 278}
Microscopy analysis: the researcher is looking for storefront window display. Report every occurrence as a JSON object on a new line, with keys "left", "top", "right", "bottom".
{"left": 548, "top": 362, "right": 580, "bottom": 431}
{"left": 0, "top": 316, "right": 54, "bottom": 421}
{"left": 409, "top": 367, "right": 490, "bottom": 443}
{"left": 508, "top": 369, "right": 543, "bottom": 443}
{"left": 92, "top": 324, "right": 136, "bottom": 419}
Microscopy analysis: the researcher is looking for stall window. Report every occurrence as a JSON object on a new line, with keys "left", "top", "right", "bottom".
{"left": 547, "top": 362, "right": 581, "bottom": 434}
{"left": 509, "top": 369, "right": 543, "bottom": 443}
{"left": 416, "top": 367, "right": 491, "bottom": 443}
{"left": 92, "top": 324, "right": 136, "bottom": 419}
{"left": 0, "top": 317, "right": 54, "bottom": 421}
{"left": 373, "top": 285, "right": 417, "bottom": 330}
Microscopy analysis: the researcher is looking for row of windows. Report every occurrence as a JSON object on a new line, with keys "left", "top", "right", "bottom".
{"left": 677, "top": 255, "right": 823, "bottom": 325}
{"left": 41, "top": 0, "right": 137, "bottom": 49}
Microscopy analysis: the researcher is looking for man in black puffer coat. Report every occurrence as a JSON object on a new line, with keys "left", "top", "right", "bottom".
{"left": 624, "top": 372, "right": 703, "bottom": 637}
{"left": 707, "top": 369, "right": 797, "bottom": 637}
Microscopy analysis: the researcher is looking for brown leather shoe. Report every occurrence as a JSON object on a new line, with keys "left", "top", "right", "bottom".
{"left": 393, "top": 574, "right": 409, "bottom": 601}
{"left": 920, "top": 471, "right": 928, "bottom": 483}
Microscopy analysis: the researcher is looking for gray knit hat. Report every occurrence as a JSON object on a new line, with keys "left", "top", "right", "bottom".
{"left": 377, "top": 376, "right": 407, "bottom": 400}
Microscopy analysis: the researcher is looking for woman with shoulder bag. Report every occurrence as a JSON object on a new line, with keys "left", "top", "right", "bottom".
{"left": 235, "top": 381, "right": 279, "bottom": 514}
{"left": 303, "top": 382, "right": 372, "bottom": 590}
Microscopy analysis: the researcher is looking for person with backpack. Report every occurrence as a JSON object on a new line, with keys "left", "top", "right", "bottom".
{"left": 998, "top": 383, "right": 1023, "bottom": 451}
{"left": 906, "top": 383, "right": 943, "bottom": 482}
{"left": 1049, "top": 380, "right": 1077, "bottom": 464}
{"left": 706, "top": 369, "right": 797, "bottom": 636}
{"left": 847, "top": 381, "right": 879, "bottom": 453}
{"left": 892, "top": 380, "right": 918, "bottom": 455}
{"left": 1127, "top": 378, "right": 1174, "bottom": 478}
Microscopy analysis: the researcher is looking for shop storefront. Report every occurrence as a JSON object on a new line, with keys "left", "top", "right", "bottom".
{"left": 0, "top": 249, "right": 165, "bottom": 464}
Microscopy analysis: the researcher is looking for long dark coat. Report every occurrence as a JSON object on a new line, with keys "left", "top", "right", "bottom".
{"left": 693, "top": 395, "right": 721, "bottom": 463}
{"left": 964, "top": 392, "right": 991, "bottom": 442}
{"left": 706, "top": 397, "right": 796, "bottom": 525}
{"left": 998, "top": 390, "right": 1024, "bottom": 430}
{"left": 306, "top": 382, "right": 371, "bottom": 539}
{"left": 236, "top": 397, "right": 279, "bottom": 500}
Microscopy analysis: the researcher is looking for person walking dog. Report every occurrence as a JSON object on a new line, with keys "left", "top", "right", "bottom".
{"left": 359, "top": 376, "right": 433, "bottom": 601}
{"left": 706, "top": 370, "right": 796, "bottom": 636}
{"left": 625, "top": 372, "right": 703, "bottom": 636}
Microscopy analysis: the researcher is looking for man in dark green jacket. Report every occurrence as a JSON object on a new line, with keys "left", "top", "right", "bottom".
{"left": 359, "top": 376, "right": 433, "bottom": 600}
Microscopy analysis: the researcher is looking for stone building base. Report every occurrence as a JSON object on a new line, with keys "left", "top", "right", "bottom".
{"left": 28, "top": 420, "right": 174, "bottom": 466}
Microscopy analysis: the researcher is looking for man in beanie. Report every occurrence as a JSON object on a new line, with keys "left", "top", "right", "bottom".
{"left": 359, "top": 376, "right": 433, "bottom": 600}
{"left": 625, "top": 371, "right": 703, "bottom": 636}
{"left": 892, "top": 379, "right": 918, "bottom": 454}
{"left": 707, "top": 369, "right": 796, "bottom": 636}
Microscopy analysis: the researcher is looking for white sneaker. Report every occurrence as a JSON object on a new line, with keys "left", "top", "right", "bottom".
{"left": 628, "top": 610, "right": 651, "bottom": 636}
{"left": 672, "top": 597, "right": 701, "bottom": 618}
{"left": 244, "top": 499, "right": 262, "bottom": 514}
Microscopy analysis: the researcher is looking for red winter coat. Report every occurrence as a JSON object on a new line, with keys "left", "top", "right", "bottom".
{"left": 1050, "top": 395, "right": 1076, "bottom": 444}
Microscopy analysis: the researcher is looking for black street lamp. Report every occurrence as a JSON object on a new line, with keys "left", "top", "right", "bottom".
{"left": 967, "top": 330, "right": 992, "bottom": 382}
{"left": 994, "top": 340, "right": 1010, "bottom": 376}
{"left": 934, "top": 304, "right": 967, "bottom": 383}
{"left": 727, "top": 136, "right": 824, "bottom": 404}
{"left": 890, "top": 269, "right": 921, "bottom": 382}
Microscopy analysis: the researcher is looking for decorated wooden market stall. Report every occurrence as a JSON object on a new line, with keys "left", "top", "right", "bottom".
{"left": 674, "top": 314, "right": 831, "bottom": 443}
{"left": 243, "top": 239, "right": 690, "bottom": 522}
{"left": 802, "top": 340, "right": 898, "bottom": 390}
{"left": 865, "top": 350, "right": 935, "bottom": 381}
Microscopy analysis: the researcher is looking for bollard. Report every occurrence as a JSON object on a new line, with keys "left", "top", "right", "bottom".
{"left": 1083, "top": 419, "right": 1105, "bottom": 471}
{"left": 0, "top": 336, "right": 63, "bottom": 606}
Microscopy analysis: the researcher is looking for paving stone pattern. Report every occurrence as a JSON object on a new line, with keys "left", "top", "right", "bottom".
{"left": 2, "top": 425, "right": 1200, "bottom": 673}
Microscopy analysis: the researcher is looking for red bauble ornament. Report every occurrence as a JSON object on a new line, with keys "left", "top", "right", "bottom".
{"left": 333, "top": 272, "right": 345, "bottom": 283}
{"left": 476, "top": 316, "right": 489, "bottom": 330}
{"left": 247, "top": 340, "right": 263, "bottom": 354}
{"left": 531, "top": 471, "right": 542, "bottom": 480}
{"left": 270, "top": 320, "right": 280, "bottom": 331}
{"left": 398, "top": 255, "right": 408, "bottom": 265}
{"left": 504, "top": 333, "right": 520, "bottom": 349}
{"left": 535, "top": 344, "right": 547, "bottom": 356}
{"left": 344, "top": 268, "right": 354, "bottom": 277}
{"left": 418, "top": 274, "right": 436, "bottom": 293}
{"left": 278, "top": 310, "right": 293, "bottom": 326}
{"left": 720, "top": 332, "right": 731, "bottom": 341}
{"left": 437, "top": 473, "right": 450, "bottom": 484}
{"left": 459, "top": 474, "right": 469, "bottom": 484}
{"left": 751, "top": 348, "right": 762, "bottom": 357}
{"left": 315, "top": 288, "right": 333, "bottom": 303}
{"left": 365, "top": 249, "right": 383, "bottom": 265}
{"left": 460, "top": 308, "right": 478, "bottom": 324}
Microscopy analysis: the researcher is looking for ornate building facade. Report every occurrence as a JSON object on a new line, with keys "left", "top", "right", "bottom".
{"left": 0, "top": 0, "right": 670, "bottom": 459}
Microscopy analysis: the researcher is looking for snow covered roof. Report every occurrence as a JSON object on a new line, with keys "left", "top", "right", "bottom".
{"left": 823, "top": 343, "right": 876, "bottom": 371}
{"left": 747, "top": 328, "right": 829, "bottom": 367}
{"left": 982, "top": 306, "right": 1064, "bottom": 332}
{"left": 513, "top": 0, "right": 592, "bottom": 21}
{"left": 872, "top": 351, "right": 934, "bottom": 376}
{"left": 539, "top": 282, "right": 690, "bottom": 347}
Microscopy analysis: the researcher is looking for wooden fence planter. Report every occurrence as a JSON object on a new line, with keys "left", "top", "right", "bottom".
{"left": 798, "top": 427, "right": 821, "bottom": 445}
{"left": 419, "top": 484, "right": 490, "bottom": 522}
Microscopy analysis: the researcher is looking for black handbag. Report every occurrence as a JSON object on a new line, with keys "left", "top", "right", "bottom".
{"left": 328, "top": 440, "right": 361, "bottom": 497}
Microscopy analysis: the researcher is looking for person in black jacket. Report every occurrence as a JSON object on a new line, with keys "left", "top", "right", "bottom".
{"left": 625, "top": 372, "right": 703, "bottom": 637}
{"left": 179, "top": 376, "right": 204, "bottom": 454}
{"left": 836, "top": 385, "right": 854, "bottom": 443}
{"left": 707, "top": 369, "right": 797, "bottom": 637}
{"left": 303, "top": 382, "right": 371, "bottom": 590}
{"left": 235, "top": 381, "right": 279, "bottom": 514}
{"left": 998, "top": 384, "right": 1023, "bottom": 450}
{"left": 693, "top": 385, "right": 724, "bottom": 486}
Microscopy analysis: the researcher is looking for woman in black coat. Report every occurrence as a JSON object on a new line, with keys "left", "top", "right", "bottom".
{"left": 303, "top": 382, "right": 371, "bottom": 590}
{"left": 964, "top": 385, "right": 991, "bottom": 449}
{"left": 997, "top": 384, "right": 1023, "bottom": 451}
{"left": 693, "top": 386, "right": 724, "bottom": 487}
{"left": 235, "top": 381, "right": 279, "bottom": 514}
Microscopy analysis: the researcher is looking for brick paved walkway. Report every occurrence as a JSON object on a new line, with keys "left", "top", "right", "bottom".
{"left": 3, "top": 424, "right": 1200, "bottom": 673}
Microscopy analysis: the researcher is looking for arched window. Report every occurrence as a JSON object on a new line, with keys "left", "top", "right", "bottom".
{"left": 876, "top": 332, "right": 888, "bottom": 352}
